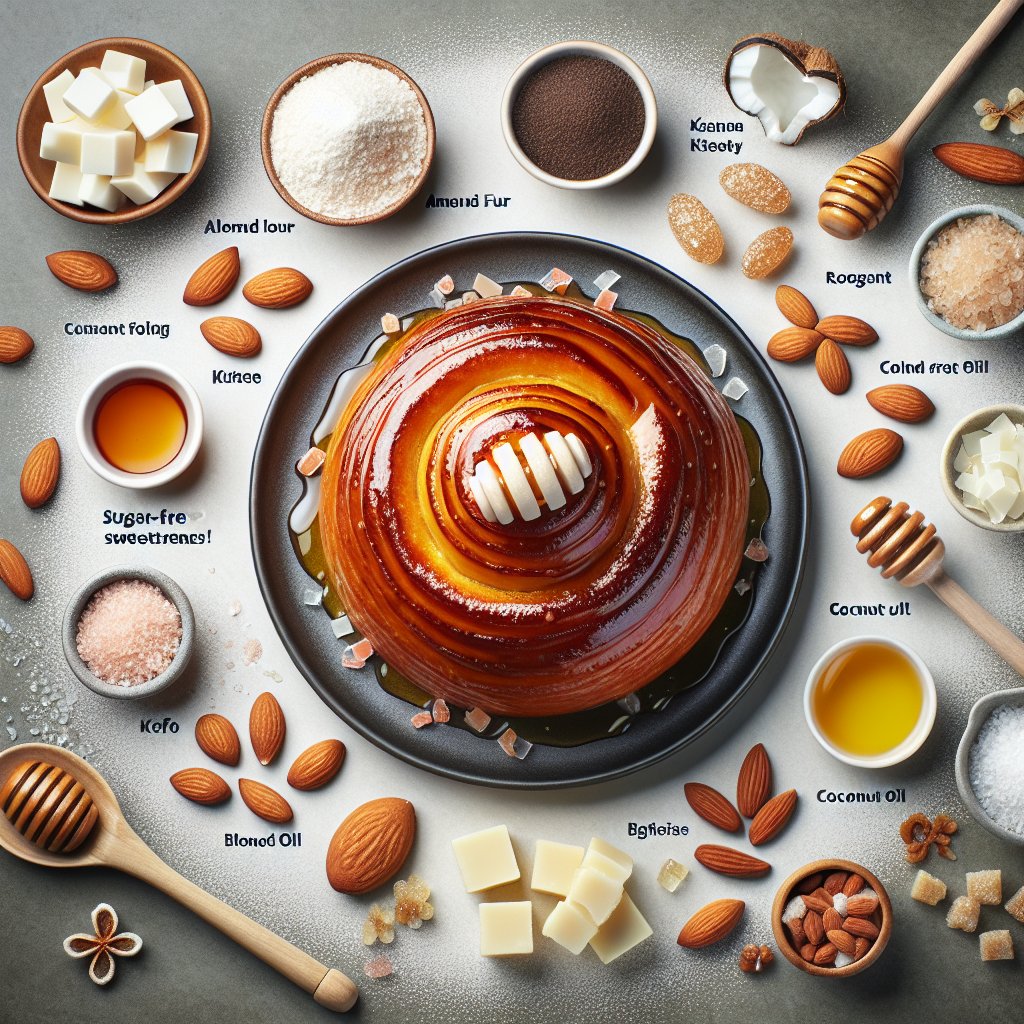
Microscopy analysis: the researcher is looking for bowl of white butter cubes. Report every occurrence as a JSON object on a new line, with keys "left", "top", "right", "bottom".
{"left": 17, "top": 36, "right": 210, "bottom": 224}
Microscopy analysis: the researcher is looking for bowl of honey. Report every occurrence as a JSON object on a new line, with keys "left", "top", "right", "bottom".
{"left": 804, "top": 636, "right": 936, "bottom": 768}
{"left": 77, "top": 362, "right": 203, "bottom": 488}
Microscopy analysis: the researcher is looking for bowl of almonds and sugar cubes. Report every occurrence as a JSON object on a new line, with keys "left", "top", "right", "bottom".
{"left": 17, "top": 37, "right": 210, "bottom": 224}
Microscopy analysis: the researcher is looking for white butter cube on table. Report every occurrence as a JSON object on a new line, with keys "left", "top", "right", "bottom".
{"left": 151, "top": 79, "right": 193, "bottom": 124}
{"left": 125, "top": 87, "right": 179, "bottom": 140}
{"left": 63, "top": 69, "right": 116, "bottom": 121}
{"left": 566, "top": 866, "right": 623, "bottom": 927}
{"left": 40, "top": 121, "right": 83, "bottom": 164}
{"left": 542, "top": 901, "right": 598, "bottom": 954}
{"left": 451, "top": 824, "right": 521, "bottom": 893}
{"left": 100, "top": 49, "right": 146, "bottom": 94}
{"left": 79, "top": 174, "right": 127, "bottom": 212}
{"left": 42, "top": 69, "right": 76, "bottom": 122}
{"left": 111, "top": 162, "right": 176, "bottom": 204}
{"left": 479, "top": 902, "right": 533, "bottom": 956}
{"left": 49, "top": 162, "right": 85, "bottom": 206}
{"left": 531, "top": 840, "right": 584, "bottom": 898}
{"left": 81, "top": 130, "right": 135, "bottom": 176}
{"left": 589, "top": 893, "right": 653, "bottom": 964}
{"left": 144, "top": 130, "right": 198, "bottom": 174}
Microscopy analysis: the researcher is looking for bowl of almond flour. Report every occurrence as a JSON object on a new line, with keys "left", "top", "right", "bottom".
{"left": 262, "top": 53, "right": 434, "bottom": 225}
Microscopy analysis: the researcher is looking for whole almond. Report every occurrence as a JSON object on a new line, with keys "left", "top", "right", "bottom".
{"left": 243, "top": 268, "right": 313, "bottom": 309}
{"left": 846, "top": 894, "right": 879, "bottom": 917}
{"left": 796, "top": 872, "right": 824, "bottom": 895}
{"left": 326, "top": 797, "right": 416, "bottom": 894}
{"left": 287, "top": 738, "right": 346, "bottom": 791}
{"left": 170, "top": 767, "right": 231, "bottom": 805}
{"left": 0, "top": 540, "right": 33, "bottom": 600}
{"left": 694, "top": 844, "right": 771, "bottom": 878}
{"left": 787, "top": 918, "right": 806, "bottom": 947}
{"left": 195, "top": 713, "right": 241, "bottom": 767}
{"left": 676, "top": 898, "right": 745, "bottom": 948}
{"left": 249, "top": 692, "right": 286, "bottom": 765}
{"left": 811, "top": 887, "right": 835, "bottom": 907}
{"left": 766, "top": 326, "right": 823, "bottom": 362}
{"left": 45, "top": 250, "right": 117, "bottom": 292}
{"left": 816, "top": 314, "right": 877, "bottom": 346}
{"left": 843, "top": 916, "right": 879, "bottom": 940}
{"left": 200, "top": 316, "right": 262, "bottom": 358}
{"left": 843, "top": 873, "right": 866, "bottom": 897}
{"left": 814, "top": 942, "right": 838, "bottom": 966}
{"left": 933, "top": 142, "right": 1024, "bottom": 185}
{"left": 828, "top": 929, "right": 857, "bottom": 957}
{"left": 823, "top": 907, "right": 844, "bottom": 933}
{"left": 184, "top": 246, "right": 240, "bottom": 305}
{"left": 238, "top": 778, "right": 293, "bottom": 824}
{"left": 799, "top": 943, "right": 817, "bottom": 963}
{"left": 801, "top": 893, "right": 832, "bottom": 915}
{"left": 837, "top": 428, "right": 903, "bottom": 478}
{"left": 736, "top": 743, "right": 772, "bottom": 818}
{"left": 748, "top": 788, "right": 798, "bottom": 846}
{"left": 775, "top": 285, "right": 818, "bottom": 329}
{"left": 853, "top": 937, "right": 871, "bottom": 960}
{"left": 804, "top": 910, "right": 824, "bottom": 945}
{"left": 20, "top": 438, "right": 60, "bottom": 509}
{"left": 866, "top": 384, "right": 935, "bottom": 423}
{"left": 815, "top": 338, "right": 851, "bottom": 395}
{"left": 823, "top": 871, "right": 849, "bottom": 895}
{"left": 0, "top": 327, "right": 33, "bottom": 364}
{"left": 684, "top": 782, "right": 742, "bottom": 833}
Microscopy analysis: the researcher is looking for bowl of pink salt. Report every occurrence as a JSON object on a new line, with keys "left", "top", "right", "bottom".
{"left": 62, "top": 566, "right": 194, "bottom": 699}
{"left": 911, "top": 205, "right": 1024, "bottom": 341}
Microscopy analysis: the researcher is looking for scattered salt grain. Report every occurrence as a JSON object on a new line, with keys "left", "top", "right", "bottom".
{"left": 510, "top": 285, "right": 532, "bottom": 297}
{"left": 431, "top": 699, "right": 450, "bottom": 723}
{"left": 782, "top": 896, "right": 807, "bottom": 923}
{"left": 411, "top": 711, "right": 433, "bottom": 729}
{"left": 540, "top": 267, "right": 572, "bottom": 294}
{"left": 331, "top": 615, "right": 354, "bottom": 639}
{"left": 297, "top": 447, "right": 326, "bottom": 476}
{"left": 435, "top": 275, "right": 455, "bottom": 296}
{"left": 462, "top": 291, "right": 479, "bottom": 303}
{"left": 473, "top": 273, "right": 502, "bottom": 298}
{"left": 364, "top": 955, "right": 394, "bottom": 979}
{"left": 658, "top": 859, "right": 689, "bottom": 893}
{"left": 831, "top": 893, "right": 848, "bottom": 917}
{"left": 511, "top": 735, "right": 533, "bottom": 760}
{"left": 465, "top": 707, "right": 491, "bottom": 732}
{"left": 722, "top": 376, "right": 749, "bottom": 401}
{"left": 969, "top": 704, "right": 1024, "bottom": 835}
{"left": 595, "top": 288, "right": 618, "bottom": 310}
{"left": 834, "top": 952, "right": 854, "bottom": 969}
{"left": 227, "top": 600, "right": 242, "bottom": 617}
{"left": 302, "top": 587, "right": 323, "bottom": 607}
{"left": 744, "top": 538, "right": 769, "bottom": 562}
{"left": 498, "top": 727, "right": 518, "bottom": 757}
{"left": 702, "top": 344, "right": 727, "bottom": 378}
{"left": 242, "top": 638, "right": 263, "bottom": 666}
{"left": 593, "top": 270, "right": 620, "bottom": 291}
{"left": 343, "top": 638, "right": 374, "bottom": 669}
{"left": 617, "top": 692, "right": 641, "bottom": 715}
{"left": 381, "top": 313, "right": 401, "bottom": 334}
{"left": 75, "top": 579, "right": 181, "bottom": 686}
{"left": 734, "top": 579, "right": 752, "bottom": 596}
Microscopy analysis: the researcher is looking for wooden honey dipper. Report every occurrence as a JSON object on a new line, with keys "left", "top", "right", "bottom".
{"left": 0, "top": 745, "right": 358, "bottom": 1012}
{"left": 818, "top": 0, "right": 1024, "bottom": 240}
{"left": 852, "top": 496, "right": 1024, "bottom": 675}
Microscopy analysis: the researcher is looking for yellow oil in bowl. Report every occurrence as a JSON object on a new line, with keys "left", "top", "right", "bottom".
{"left": 812, "top": 642, "right": 924, "bottom": 757}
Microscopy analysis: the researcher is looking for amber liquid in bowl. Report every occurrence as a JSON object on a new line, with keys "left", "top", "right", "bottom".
{"left": 94, "top": 379, "right": 187, "bottom": 474}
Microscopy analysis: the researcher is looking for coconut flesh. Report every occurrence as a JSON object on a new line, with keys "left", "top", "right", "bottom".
{"left": 728, "top": 43, "right": 841, "bottom": 145}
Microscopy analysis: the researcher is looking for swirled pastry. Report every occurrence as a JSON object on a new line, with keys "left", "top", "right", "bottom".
{"left": 319, "top": 294, "right": 750, "bottom": 716}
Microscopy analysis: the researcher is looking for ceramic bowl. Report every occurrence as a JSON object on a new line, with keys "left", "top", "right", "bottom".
{"left": 17, "top": 37, "right": 211, "bottom": 224}
{"left": 261, "top": 53, "right": 435, "bottom": 226}
{"left": 76, "top": 361, "right": 203, "bottom": 489}
{"left": 500, "top": 40, "right": 657, "bottom": 189}
{"left": 804, "top": 636, "right": 936, "bottom": 768}
{"left": 909, "top": 205, "right": 1024, "bottom": 341}
{"left": 62, "top": 565, "right": 195, "bottom": 699}
{"left": 940, "top": 402, "right": 1024, "bottom": 533}
{"left": 955, "top": 686, "right": 1024, "bottom": 846}
{"left": 772, "top": 859, "right": 892, "bottom": 977}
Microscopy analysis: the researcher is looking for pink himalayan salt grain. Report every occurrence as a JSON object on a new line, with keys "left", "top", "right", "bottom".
{"left": 297, "top": 447, "right": 325, "bottom": 476}
{"left": 411, "top": 712, "right": 433, "bottom": 729}
{"left": 465, "top": 707, "right": 491, "bottom": 732}
{"left": 243, "top": 638, "right": 263, "bottom": 666}
{"left": 595, "top": 288, "right": 618, "bottom": 310}
{"left": 920, "top": 214, "right": 1024, "bottom": 331}
{"left": 364, "top": 955, "right": 393, "bottom": 979}
{"left": 498, "top": 727, "right": 518, "bottom": 757}
{"left": 431, "top": 698, "right": 450, "bottom": 723}
{"left": 76, "top": 579, "right": 181, "bottom": 685}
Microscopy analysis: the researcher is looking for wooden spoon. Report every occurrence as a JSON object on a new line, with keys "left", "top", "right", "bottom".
{"left": 0, "top": 744, "right": 357, "bottom": 1013}
{"left": 818, "top": 0, "right": 1024, "bottom": 240}
{"left": 851, "top": 496, "right": 1024, "bottom": 675}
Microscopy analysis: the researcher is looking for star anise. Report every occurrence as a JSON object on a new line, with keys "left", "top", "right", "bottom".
{"left": 899, "top": 811, "right": 958, "bottom": 864}
{"left": 975, "top": 88, "right": 1024, "bottom": 134}
{"left": 63, "top": 903, "right": 142, "bottom": 986}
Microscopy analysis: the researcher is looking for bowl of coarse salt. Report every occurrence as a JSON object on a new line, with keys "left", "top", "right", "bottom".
{"left": 62, "top": 566, "right": 195, "bottom": 700}
{"left": 261, "top": 53, "right": 435, "bottom": 226}
{"left": 956, "top": 687, "right": 1024, "bottom": 847}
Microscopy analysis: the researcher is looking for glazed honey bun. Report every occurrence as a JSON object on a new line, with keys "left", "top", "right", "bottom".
{"left": 319, "top": 293, "right": 751, "bottom": 717}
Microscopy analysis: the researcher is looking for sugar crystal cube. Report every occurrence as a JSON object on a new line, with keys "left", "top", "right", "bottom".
{"left": 910, "top": 869, "right": 947, "bottom": 905}
{"left": 1004, "top": 884, "right": 1024, "bottom": 923}
{"left": 657, "top": 858, "right": 689, "bottom": 893}
{"left": 946, "top": 895, "right": 980, "bottom": 933}
{"left": 979, "top": 929, "right": 1014, "bottom": 961}
{"left": 967, "top": 869, "right": 1002, "bottom": 906}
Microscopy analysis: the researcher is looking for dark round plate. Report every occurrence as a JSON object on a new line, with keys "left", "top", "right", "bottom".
{"left": 250, "top": 232, "right": 809, "bottom": 789}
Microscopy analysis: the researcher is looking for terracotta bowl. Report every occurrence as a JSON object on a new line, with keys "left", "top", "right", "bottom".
{"left": 17, "top": 37, "right": 211, "bottom": 225}
{"left": 771, "top": 859, "right": 892, "bottom": 977}
{"left": 261, "top": 53, "right": 435, "bottom": 226}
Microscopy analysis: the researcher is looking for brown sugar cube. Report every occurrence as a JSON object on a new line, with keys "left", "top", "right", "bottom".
{"left": 911, "top": 869, "right": 947, "bottom": 905}
{"left": 979, "top": 929, "right": 1015, "bottom": 962}
{"left": 946, "top": 896, "right": 981, "bottom": 933}
{"left": 967, "top": 870, "right": 1002, "bottom": 906}
{"left": 1004, "top": 884, "right": 1024, "bottom": 923}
